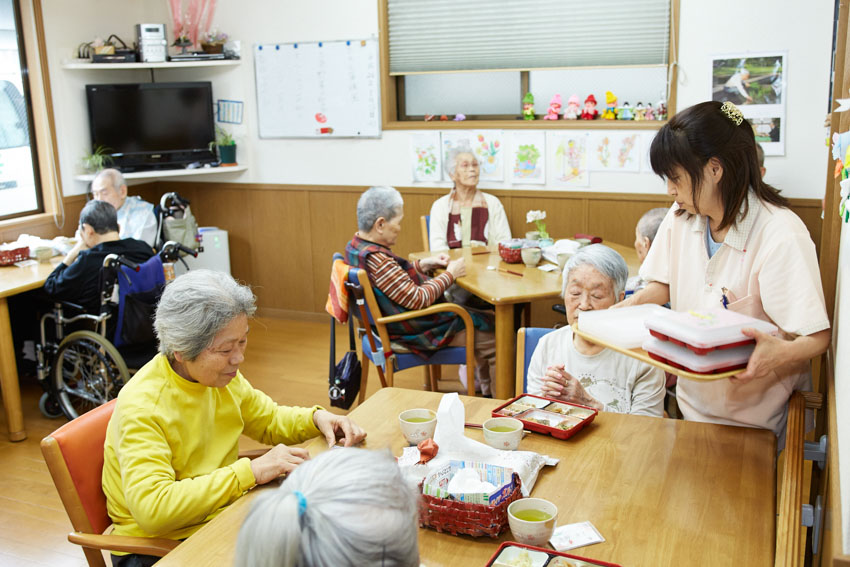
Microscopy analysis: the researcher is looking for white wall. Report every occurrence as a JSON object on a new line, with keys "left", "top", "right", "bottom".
{"left": 43, "top": 0, "right": 833, "bottom": 198}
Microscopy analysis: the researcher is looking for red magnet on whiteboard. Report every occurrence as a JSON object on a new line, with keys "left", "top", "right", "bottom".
{"left": 316, "top": 127, "right": 334, "bottom": 134}
{"left": 315, "top": 113, "right": 327, "bottom": 123}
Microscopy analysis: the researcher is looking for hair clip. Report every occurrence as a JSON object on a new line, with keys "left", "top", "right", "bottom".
{"left": 720, "top": 101, "right": 744, "bottom": 126}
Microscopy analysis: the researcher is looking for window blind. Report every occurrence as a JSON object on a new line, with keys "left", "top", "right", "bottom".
{"left": 388, "top": 0, "right": 671, "bottom": 75}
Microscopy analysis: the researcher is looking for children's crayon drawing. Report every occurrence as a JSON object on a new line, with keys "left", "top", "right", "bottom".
{"left": 548, "top": 132, "right": 589, "bottom": 187}
{"left": 409, "top": 132, "right": 442, "bottom": 182}
{"left": 472, "top": 130, "right": 504, "bottom": 181}
{"left": 509, "top": 131, "right": 546, "bottom": 184}
{"left": 589, "top": 132, "right": 641, "bottom": 172}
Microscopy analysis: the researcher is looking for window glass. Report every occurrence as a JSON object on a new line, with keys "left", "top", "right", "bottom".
{"left": 403, "top": 71, "right": 521, "bottom": 117}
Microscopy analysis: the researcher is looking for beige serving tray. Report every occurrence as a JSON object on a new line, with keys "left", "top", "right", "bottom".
{"left": 572, "top": 323, "right": 740, "bottom": 381}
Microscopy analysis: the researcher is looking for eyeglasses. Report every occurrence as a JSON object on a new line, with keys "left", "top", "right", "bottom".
{"left": 457, "top": 161, "right": 479, "bottom": 170}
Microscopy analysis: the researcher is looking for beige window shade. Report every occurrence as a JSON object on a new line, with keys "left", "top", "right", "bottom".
{"left": 388, "top": 0, "right": 671, "bottom": 75}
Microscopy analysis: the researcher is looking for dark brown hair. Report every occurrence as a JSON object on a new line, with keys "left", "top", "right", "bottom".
{"left": 649, "top": 101, "right": 788, "bottom": 230}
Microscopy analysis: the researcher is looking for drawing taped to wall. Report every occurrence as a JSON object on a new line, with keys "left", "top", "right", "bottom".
{"left": 589, "top": 132, "right": 640, "bottom": 172}
{"left": 509, "top": 131, "right": 546, "bottom": 184}
{"left": 409, "top": 132, "right": 442, "bottom": 182}
{"left": 472, "top": 131, "right": 504, "bottom": 181}
{"left": 547, "top": 132, "right": 589, "bottom": 187}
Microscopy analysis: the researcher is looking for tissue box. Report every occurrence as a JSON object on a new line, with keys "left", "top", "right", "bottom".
{"left": 419, "top": 461, "right": 521, "bottom": 538}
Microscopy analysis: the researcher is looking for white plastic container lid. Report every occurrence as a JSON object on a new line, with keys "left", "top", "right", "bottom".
{"left": 577, "top": 304, "right": 670, "bottom": 349}
{"left": 644, "top": 307, "right": 778, "bottom": 351}
{"left": 643, "top": 336, "right": 754, "bottom": 374}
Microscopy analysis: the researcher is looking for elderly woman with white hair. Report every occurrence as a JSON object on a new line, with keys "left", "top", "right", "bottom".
{"left": 346, "top": 186, "right": 496, "bottom": 395}
{"left": 235, "top": 448, "right": 420, "bottom": 567}
{"left": 428, "top": 144, "right": 511, "bottom": 251}
{"left": 527, "top": 244, "right": 665, "bottom": 416}
{"left": 102, "top": 270, "right": 366, "bottom": 567}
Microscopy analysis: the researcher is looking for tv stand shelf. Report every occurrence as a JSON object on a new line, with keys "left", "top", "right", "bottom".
{"left": 63, "top": 59, "right": 241, "bottom": 70}
{"left": 75, "top": 164, "right": 247, "bottom": 182}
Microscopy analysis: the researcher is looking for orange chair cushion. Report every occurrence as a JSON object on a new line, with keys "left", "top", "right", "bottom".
{"left": 50, "top": 400, "right": 116, "bottom": 535}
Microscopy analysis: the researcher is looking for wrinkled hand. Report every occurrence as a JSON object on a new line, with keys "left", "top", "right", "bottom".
{"left": 540, "top": 365, "right": 602, "bottom": 410}
{"left": 421, "top": 253, "right": 450, "bottom": 272}
{"left": 250, "top": 444, "right": 310, "bottom": 484}
{"left": 446, "top": 258, "right": 466, "bottom": 279}
{"left": 730, "top": 327, "right": 785, "bottom": 384}
{"left": 312, "top": 409, "right": 367, "bottom": 447}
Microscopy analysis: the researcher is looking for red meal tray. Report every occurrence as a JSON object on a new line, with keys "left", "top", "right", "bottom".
{"left": 486, "top": 541, "right": 621, "bottom": 567}
{"left": 646, "top": 351, "right": 747, "bottom": 375}
{"left": 648, "top": 328, "right": 755, "bottom": 355}
{"left": 492, "top": 394, "right": 597, "bottom": 440}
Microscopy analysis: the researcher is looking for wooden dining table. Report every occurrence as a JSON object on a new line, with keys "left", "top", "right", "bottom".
{"left": 410, "top": 242, "right": 640, "bottom": 400}
{"left": 0, "top": 257, "right": 62, "bottom": 441}
{"left": 156, "top": 387, "right": 776, "bottom": 567}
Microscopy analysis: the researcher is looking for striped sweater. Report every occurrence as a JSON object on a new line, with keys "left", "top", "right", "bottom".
{"left": 364, "top": 252, "right": 454, "bottom": 310}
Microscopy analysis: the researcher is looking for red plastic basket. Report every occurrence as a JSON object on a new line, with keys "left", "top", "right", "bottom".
{"left": 498, "top": 242, "right": 522, "bottom": 264}
{"left": 418, "top": 473, "right": 521, "bottom": 538}
{"left": 0, "top": 246, "right": 29, "bottom": 266}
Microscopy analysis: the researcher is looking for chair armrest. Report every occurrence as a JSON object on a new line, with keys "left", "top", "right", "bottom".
{"left": 68, "top": 532, "right": 180, "bottom": 557}
{"left": 238, "top": 448, "right": 270, "bottom": 460}
{"left": 774, "top": 390, "right": 805, "bottom": 567}
{"left": 377, "top": 303, "right": 474, "bottom": 333}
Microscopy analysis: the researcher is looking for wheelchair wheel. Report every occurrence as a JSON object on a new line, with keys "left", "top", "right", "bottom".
{"left": 52, "top": 330, "right": 130, "bottom": 420}
{"left": 38, "top": 392, "right": 63, "bottom": 419}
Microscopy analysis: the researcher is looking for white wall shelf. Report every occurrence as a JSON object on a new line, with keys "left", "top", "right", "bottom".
{"left": 62, "top": 59, "right": 241, "bottom": 70}
{"left": 75, "top": 164, "right": 247, "bottom": 182}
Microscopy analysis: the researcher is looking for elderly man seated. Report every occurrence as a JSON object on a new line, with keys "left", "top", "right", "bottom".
{"left": 43, "top": 200, "right": 154, "bottom": 314}
{"left": 345, "top": 186, "right": 497, "bottom": 395}
{"left": 103, "top": 270, "right": 367, "bottom": 567}
{"left": 527, "top": 244, "right": 665, "bottom": 416}
{"left": 92, "top": 168, "right": 158, "bottom": 247}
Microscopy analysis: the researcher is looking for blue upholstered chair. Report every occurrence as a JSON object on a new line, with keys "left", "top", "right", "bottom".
{"left": 333, "top": 253, "right": 476, "bottom": 403}
{"left": 515, "top": 327, "right": 555, "bottom": 395}
{"left": 420, "top": 214, "right": 431, "bottom": 250}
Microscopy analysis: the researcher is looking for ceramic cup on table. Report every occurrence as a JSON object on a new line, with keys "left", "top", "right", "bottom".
{"left": 398, "top": 408, "right": 437, "bottom": 445}
{"left": 34, "top": 246, "right": 52, "bottom": 263}
{"left": 521, "top": 247, "right": 542, "bottom": 267}
{"left": 483, "top": 417, "right": 523, "bottom": 450}
{"left": 507, "top": 497, "right": 559, "bottom": 547}
{"left": 576, "top": 237, "right": 591, "bottom": 248}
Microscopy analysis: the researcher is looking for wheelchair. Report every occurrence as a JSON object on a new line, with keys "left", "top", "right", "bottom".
{"left": 36, "top": 241, "right": 197, "bottom": 420}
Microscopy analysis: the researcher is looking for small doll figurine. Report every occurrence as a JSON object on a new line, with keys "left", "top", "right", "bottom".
{"left": 522, "top": 92, "right": 535, "bottom": 120}
{"left": 644, "top": 103, "right": 656, "bottom": 121}
{"left": 563, "top": 94, "right": 580, "bottom": 120}
{"left": 580, "top": 94, "right": 598, "bottom": 120}
{"left": 601, "top": 91, "right": 617, "bottom": 120}
{"left": 633, "top": 102, "right": 646, "bottom": 121}
{"left": 453, "top": 113, "right": 466, "bottom": 121}
{"left": 543, "top": 93, "right": 562, "bottom": 120}
{"left": 439, "top": 115, "right": 448, "bottom": 121}
{"left": 617, "top": 101, "right": 633, "bottom": 120}
{"left": 656, "top": 99, "right": 668, "bottom": 120}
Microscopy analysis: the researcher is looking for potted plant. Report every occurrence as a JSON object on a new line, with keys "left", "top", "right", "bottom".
{"left": 81, "top": 145, "right": 114, "bottom": 173}
{"left": 210, "top": 125, "right": 237, "bottom": 165}
{"left": 200, "top": 29, "right": 228, "bottom": 54}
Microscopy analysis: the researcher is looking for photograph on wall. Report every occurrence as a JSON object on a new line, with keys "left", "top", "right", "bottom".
{"left": 440, "top": 130, "right": 478, "bottom": 181}
{"left": 547, "top": 131, "right": 589, "bottom": 188}
{"left": 588, "top": 132, "right": 641, "bottom": 172}
{"left": 509, "top": 131, "right": 546, "bottom": 184}
{"left": 711, "top": 52, "right": 786, "bottom": 155}
{"left": 409, "top": 132, "right": 442, "bottom": 182}
{"left": 471, "top": 130, "right": 505, "bottom": 181}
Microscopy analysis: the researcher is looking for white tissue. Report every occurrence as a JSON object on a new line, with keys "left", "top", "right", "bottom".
{"left": 446, "top": 468, "right": 496, "bottom": 495}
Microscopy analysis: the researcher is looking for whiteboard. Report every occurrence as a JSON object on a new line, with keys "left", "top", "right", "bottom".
{"left": 254, "top": 38, "right": 381, "bottom": 138}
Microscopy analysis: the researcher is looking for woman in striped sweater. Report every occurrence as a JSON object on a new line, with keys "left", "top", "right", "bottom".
{"left": 345, "top": 186, "right": 496, "bottom": 396}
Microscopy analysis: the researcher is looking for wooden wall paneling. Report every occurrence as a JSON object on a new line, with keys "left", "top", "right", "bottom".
{"left": 507, "top": 193, "right": 587, "bottom": 242}
{"left": 788, "top": 200, "right": 825, "bottom": 257}
{"left": 308, "top": 190, "right": 362, "bottom": 313}
{"left": 587, "top": 197, "right": 673, "bottom": 247}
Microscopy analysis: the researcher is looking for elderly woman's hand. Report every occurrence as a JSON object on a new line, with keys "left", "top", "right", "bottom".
{"left": 420, "top": 253, "right": 450, "bottom": 273}
{"left": 312, "top": 409, "right": 367, "bottom": 447}
{"left": 446, "top": 258, "right": 466, "bottom": 279}
{"left": 250, "top": 444, "right": 311, "bottom": 484}
{"left": 541, "top": 365, "right": 603, "bottom": 411}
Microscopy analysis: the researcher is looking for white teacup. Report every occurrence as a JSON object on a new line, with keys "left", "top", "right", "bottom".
{"left": 521, "top": 247, "right": 542, "bottom": 267}
{"left": 507, "top": 497, "right": 558, "bottom": 547}
{"left": 483, "top": 417, "right": 523, "bottom": 450}
{"left": 398, "top": 408, "right": 437, "bottom": 445}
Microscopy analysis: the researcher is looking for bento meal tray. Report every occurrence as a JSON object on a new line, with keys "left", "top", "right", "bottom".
{"left": 644, "top": 307, "right": 778, "bottom": 355}
{"left": 577, "top": 304, "right": 670, "bottom": 349}
{"left": 487, "top": 542, "right": 621, "bottom": 567}
{"left": 572, "top": 323, "right": 739, "bottom": 381}
{"left": 643, "top": 336, "right": 753, "bottom": 374}
{"left": 492, "top": 395, "right": 597, "bottom": 440}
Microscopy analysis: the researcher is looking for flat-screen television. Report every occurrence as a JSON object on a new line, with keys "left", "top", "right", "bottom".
{"left": 86, "top": 81, "right": 217, "bottom": 172}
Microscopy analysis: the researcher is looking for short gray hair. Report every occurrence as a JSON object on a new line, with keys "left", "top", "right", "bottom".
{"left": 93, "top": 168, "right": 126, "bottom": 191}
{"left": 755, "top": 142, "right": 765, "bottom": 167}
{"left": 154, "top": 269, "right": 256, "bottom": 361}
{"left": 79, "top": 199, "right": 119, "bottom": 234}
{"left": 636, "top": 208, "right": 668, "bottom": 243}
{"left": 562, "top": 244, "right": 628, "bottom": 299}
{"left": 356, "top": 186, "right": 403, "bottom": 232}
{"left": 235, "top": 448, "right": 420, "bottom": 567}
{"left": 444, "top": 144, "right": 478, "bottom": 177}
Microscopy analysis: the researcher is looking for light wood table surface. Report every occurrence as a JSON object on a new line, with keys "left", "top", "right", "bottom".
{"left": 410, "top": 242, "right": 640, "bottom": 399}
{"left": 157, "top": 387, "right": 776, "bottom": 567}
{"left": 0, "top": 257, "right": 61, "bottom": 441}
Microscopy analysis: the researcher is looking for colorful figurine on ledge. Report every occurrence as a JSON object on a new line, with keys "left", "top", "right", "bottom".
{"left": 656, "top": 99, "right": 668, "bottom": 120}
{"left": 617, "top": 101, "right": 633, "bottom": 120}
{"left": 543, "top": 93, "right": 562, "bottom": 120}
{"left": 522, "top": 92, "right": 535, "bottom": 120}
{"left": 602, "top": 91, "right": 617, "bottom": 120}
{"left": 644, "top": 103, "right": 656, "bottom": 121}
{"left": 633, "top": 102, "right": 646, "bottom": 121}
{"left": 581, "top": 94, "right": 598, "bottom": 120}
{"left": 564, "top": 94, "right": 580, "bottom": 120}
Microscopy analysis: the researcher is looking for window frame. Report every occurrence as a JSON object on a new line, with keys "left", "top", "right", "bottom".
{"left": 378, "top": 0, "right": 680, "bottom": 131}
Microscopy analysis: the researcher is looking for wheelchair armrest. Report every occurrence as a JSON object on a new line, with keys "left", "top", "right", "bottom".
{"left": 377, "top": 303, "right": 475, "bottom": 333}
{"left": 56, "top": 300, "right": 86, "bottom": 313}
